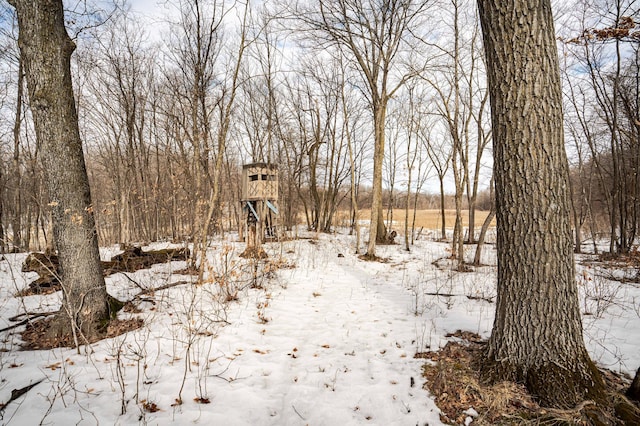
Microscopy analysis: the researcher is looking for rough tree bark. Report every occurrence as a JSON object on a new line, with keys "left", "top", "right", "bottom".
{"left": 627, "top": 367, "right": 640, "bottom": 402}
{"left": 477, "top": 0, "right": 605, "bottom": 408}
{"left": 9, "top": 0, "right": 111, "bottom": 342}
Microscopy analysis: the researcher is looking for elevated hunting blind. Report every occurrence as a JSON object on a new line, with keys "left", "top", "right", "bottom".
{"left": 240, "top": 163, "right": 278, "bottom": 251}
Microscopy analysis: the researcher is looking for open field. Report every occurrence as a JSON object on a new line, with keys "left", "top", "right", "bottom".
{"left": 335, "top": 209, "right": 496, "bottom": 230}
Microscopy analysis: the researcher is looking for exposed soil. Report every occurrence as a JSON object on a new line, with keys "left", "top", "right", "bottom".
{"left": 20, "top": 317, "right": 144, "bottom": 350}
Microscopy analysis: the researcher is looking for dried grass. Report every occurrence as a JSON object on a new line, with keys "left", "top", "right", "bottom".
{"left": 335, "top": 209, "right": 496, "bottom": 231}
{"left": 418, "top": 330, "right": 637, "bottom": 425}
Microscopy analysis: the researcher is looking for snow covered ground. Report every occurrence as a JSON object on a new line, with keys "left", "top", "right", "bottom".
{"left": 0, "top": 230, "right": 638, "bottom": 425}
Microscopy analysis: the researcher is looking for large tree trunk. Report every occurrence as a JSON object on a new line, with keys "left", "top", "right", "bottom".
{"left": 477, "top": 0, "right": 605, "bottom": 408}
{"left": 10, "top": 0, "right": 110, "bottom": 342}
{"left": 627, "top": 367, "right": 640, "bottom": 402}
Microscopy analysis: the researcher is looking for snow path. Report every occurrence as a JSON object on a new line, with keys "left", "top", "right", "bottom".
{"left": 201, "top": 238, "right": 442, "bottom": 425}
{"left": 0, "top": 238, "right": 443, "bottom": 425}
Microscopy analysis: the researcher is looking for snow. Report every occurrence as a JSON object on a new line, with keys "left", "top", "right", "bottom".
{"left": 0, "top": 230, "right": 638, "bottom": 425}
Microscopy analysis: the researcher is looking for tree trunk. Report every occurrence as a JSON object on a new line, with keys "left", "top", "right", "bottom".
{"left": 368, "top": 104, "right": 388, "bottom": 255}
{"left": 569, "top": 173, "right": 582, "bottom": 254}
{"left": 467, "top": 198, "right": 476, "bottom": 243}
{"left": 11, "top": 57, "right": 24, "bottom": 251}
{"left": 0, "top": 165, "right": 4, "bottom": 254}
{"left": 438, "top": 176, "right": 446, "bottom": 241}
{"left": 477, "top": 0, "right": 605, "bottom": 408}
{"left": 343, "top": 86, "right": 361, "bottom": 254}
{"left": 474, "top": 177, "right": 495, "bottom": 266}
{"left": 452, "top": 174, "right": 464, "bottom": 270}
{"left": 627, "top": 367, "right": 640, "bottom": 402}
{"left": 473, "top": 209, "right": 495, "bottom": 266}
{"left": 10, "top": 0, "right": 110, "bottom": 342}
{"left": 404, "top": 168, "right": 412, "bottom": 252}
{"left": 196, "top": 3, "right": 247, "bottom": 282}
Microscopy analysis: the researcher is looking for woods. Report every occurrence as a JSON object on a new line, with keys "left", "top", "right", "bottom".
{"left": 0, "top": 0, "right": 496, "bottom": 257}
{"left": 1, "top": 0, "right": 640, "bottom": 420}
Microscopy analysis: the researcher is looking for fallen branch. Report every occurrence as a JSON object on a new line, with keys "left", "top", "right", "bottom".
{"left": 0, "top": 379, "right": 44, "bottom": 414}
{"left": 0, "top": 312, "right": 55, "bottom": 333}
{"left": 127, "top": 280, "right": 192, "bottom": 302}
{"left": 424, "top": 292, "right": 494, "bottom": 303}
{"left": 20, "top": 247, "right": 191, "bottom": 295}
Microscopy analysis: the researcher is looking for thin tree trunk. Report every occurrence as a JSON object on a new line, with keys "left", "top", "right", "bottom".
{"left": 438, "top": 176, "right": 446, "bottom": 241}
{"left": 0, "top": 165, "right": 4, "bottom": 254}
{"left": 341, "top": 74, "right": 361, "bottom": 253}
{"left": 404, "top": 170, "right": 411, "bottom": 252}
{"left": 474, "top": 200, "right": 495, "bottom": 266}
{"left": 197, "top": 3, "right": 248, "bottom": 282}
{"left": 569, "top": 174, "right": 582, "bottom": 254}
{"left": 11, "top": 57, "right": 24, "bottom": 250}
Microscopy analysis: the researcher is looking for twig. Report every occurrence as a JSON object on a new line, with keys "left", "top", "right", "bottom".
{"left": 121, "top": 272, "right": 145, "bottom": 291}
{"left": 292, "top": 404, "right": 307, "bottom": 421}
{"left": 128, "top": 280, "right": 191, "bottom": 302}
{"left": 546, "top": 400, "right": 596, "bottom": 416}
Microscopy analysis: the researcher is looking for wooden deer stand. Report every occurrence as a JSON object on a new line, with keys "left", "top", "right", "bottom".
{"left": 240, "top": 163, "right": 278, "bottom": 258}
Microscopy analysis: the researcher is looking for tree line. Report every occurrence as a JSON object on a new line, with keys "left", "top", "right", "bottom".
{"left": 1, "top": 1, "right": 637, "bottom": 259}
{"left": 1, "top": 0, "right": 493, "bottom": 258}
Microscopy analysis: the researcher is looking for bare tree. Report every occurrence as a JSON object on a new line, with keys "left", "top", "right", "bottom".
{"left": 341, "top": 69, "right": 365, "bottom": 253}
{"left": 197, "top": 0, "right": 250, "bottom": 281}
{"left": 285, "top": 0, "right": 431, "bottom": 257}
{"left": 426, "top": 0, "right": 490, "bottom": 268}
{"left": 8, "top": 0, "right": 111, "bottom": 341}
{"left": 562, "top": 0, "right": 640, "bottom": 254}
{"left": 423, "top": 123, "right": 451, "bottom": 242}
{"left": 477, "top": 0, "right": 605, "bottom": 407}
{"left": 80, "top": 6, "right": 156, "bottom": 244}
{"left": 164, "top": 0, "right": 228, "bottom": 242}
{"left": 11, "top": 55, "right": 23, "bottom": 249}
{"left": 399, "top": 85, "right": 426, "bottom": 251}
{"left": 384, "top": 105, "right": 401, "bottom": 234}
